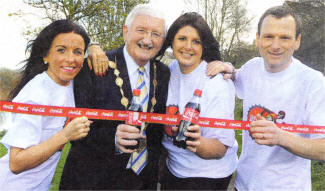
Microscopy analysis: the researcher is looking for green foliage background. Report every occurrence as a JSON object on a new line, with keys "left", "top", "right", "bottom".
{"left": 22, "top": 0, "right": 149, "bottom": 51}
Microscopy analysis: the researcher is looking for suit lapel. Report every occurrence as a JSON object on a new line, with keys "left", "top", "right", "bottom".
{"left": 115, "top": 47, "right": 133, "bottom": 106}
{"left": 148, "top": 61, "right": 155, "bottom": 112}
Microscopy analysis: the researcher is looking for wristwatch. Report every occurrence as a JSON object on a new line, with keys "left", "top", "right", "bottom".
{"left": 84, "top": 41, "right": 100, "bottom": 58}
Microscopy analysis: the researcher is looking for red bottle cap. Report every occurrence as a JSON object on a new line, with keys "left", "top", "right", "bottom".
{"left": 194, "top": 89, "right": 202, "bottom": 97}
{"left": 133, "top": 89, "right": 141, "bottom": 96}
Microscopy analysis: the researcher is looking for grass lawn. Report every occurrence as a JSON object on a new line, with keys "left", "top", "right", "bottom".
{"left": 49, "top": 143, "right": 71, "bottom": 191}
{"left": 0, "top": 141, "right": 7, "bottom": 158}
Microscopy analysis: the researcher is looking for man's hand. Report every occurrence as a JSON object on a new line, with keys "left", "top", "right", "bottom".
{"left": 87, "top": 45, "right": 109, "bottom": 76}
{"left": 184, "top": 125, "right": 201, "bottom": 153}
{"left": 172, "top": 125, "right": 201, "bottom": 152}
{"left": 115, "top": 124, "right": 145, "bottom": 153}
{"left": 206, "top": 61, "right": 236, "bottom": 80}
{"left": 249, "top": 114, "right": 284, "bottom": 146}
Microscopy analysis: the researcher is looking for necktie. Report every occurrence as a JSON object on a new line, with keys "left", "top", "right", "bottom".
{"left": 130, "top": 66, "right": 149, "bottom": 175}
{"left": 137, "top": 67, "right": 148, "bottom": 112}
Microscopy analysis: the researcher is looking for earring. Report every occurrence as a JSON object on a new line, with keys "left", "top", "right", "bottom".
{"left": 43, "top": 61, "right": 48, "bottom": 65}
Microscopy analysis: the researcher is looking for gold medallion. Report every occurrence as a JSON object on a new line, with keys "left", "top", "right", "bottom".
{"left": 108, "top": 61, "right": 116, "bottom": 69}
{"left": 121, "top": 97, "right": 129, "bottom": 108}
{"left": 153, "top": 79, "right": 157, "bottom": 86}
{"left": 115, "top": 77, "right": 123, "bottom": 87}
{"left": 114, "top": 70, "right": 120, "bottom": 76}
{"left": 151, "top": 97, "right": 156, "bottom": 107}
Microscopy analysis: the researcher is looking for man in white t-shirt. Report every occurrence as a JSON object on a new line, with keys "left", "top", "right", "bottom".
{"left": 208, "top": 5, "right": 325, "bottom": 191}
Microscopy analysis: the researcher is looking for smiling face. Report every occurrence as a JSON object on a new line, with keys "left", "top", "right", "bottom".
{"left": 172, "top": 25, "right": 203, "bottom": 74}
{"left": 123, "top": 14, "right": 165, "bottom": 66}
{"left": 256, "top": 15, "right": 301, "bottom": 73}
{"left": 44, "top": 32, "right": 85, "bottom": 86}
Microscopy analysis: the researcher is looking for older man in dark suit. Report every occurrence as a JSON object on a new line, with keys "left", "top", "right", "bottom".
{"left": 60, "top": 4, "right": 170, "bottom": 190}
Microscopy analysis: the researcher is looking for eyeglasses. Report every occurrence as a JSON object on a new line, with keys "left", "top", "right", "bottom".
{"left": 135, "top": 28, "right": 164, "bottom": 40}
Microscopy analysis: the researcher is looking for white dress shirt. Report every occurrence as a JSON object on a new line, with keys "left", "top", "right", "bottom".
{"left": 123, "top": 46, "right": 150, "bottom": 93}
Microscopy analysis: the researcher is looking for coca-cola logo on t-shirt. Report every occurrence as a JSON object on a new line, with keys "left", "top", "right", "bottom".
{"left": 164, "top": 105, "right": 179, "bottom": 137}
{"left": 248, "top": 105, "right": 286, "bottom": 123}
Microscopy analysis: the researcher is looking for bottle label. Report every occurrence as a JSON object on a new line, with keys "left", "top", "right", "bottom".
{"left": 181, "top": 108, "right": 199, "bottom": 124}
{"left": 126, "top": 111, "right": 142, "bottom": 126}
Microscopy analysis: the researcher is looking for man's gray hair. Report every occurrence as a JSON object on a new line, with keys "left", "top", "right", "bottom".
{"left": 125, "top": 4, "right": 167, "bottom": 34}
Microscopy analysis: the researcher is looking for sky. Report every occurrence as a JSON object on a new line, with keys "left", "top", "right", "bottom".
{"left": 0, "top": 0, "right": 284, "bottom": 71}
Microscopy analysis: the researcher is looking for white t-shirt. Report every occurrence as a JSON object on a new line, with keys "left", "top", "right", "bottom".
{"left": 0, "top": 72, "right": 75, "bottom": 191}
{"left": 162, "top": 60, "right": 238, "bottom": 178}
{"left": 234, "top": 57, "right": 325, "bottom": 191}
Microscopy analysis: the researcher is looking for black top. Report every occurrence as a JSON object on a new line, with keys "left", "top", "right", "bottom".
{"left": 60, "top": 46, "right": 170, "bottom": 190}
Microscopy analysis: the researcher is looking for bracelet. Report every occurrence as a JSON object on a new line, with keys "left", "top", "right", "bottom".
{"left": 231, "top": 69, "right": 237, "bottom": 81}
{"left": 84, "top": 42, "right": 100, "bottom": 58}
{"left": 88, "top": 41, "right": 100, "bottom": 48}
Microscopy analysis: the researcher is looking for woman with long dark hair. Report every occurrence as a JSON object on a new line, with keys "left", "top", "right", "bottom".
{"left": 0, "top": 19, "right": 92, "bottom": 191}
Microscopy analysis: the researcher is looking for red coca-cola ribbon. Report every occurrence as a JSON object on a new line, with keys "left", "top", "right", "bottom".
{"left": 125, "top": 111, "right": 142, "bottom": 126}
{"left": 1, "top": 101, "right": 325, "bottom": 134}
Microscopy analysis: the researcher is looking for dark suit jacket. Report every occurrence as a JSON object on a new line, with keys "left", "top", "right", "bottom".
{"left": 59, "top": 46, "right": 170, "bottom": 190}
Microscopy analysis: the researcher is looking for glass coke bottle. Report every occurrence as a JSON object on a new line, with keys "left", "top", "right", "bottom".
{"left": 125, "top": 89, "right": 142, "bottom": 150}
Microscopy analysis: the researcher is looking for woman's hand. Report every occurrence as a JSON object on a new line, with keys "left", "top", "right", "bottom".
{"left": 87, "top": 44, "right": 109, "bottom": 76}
{"left": 62, "top": 116, "right": 92, "bottom": 142}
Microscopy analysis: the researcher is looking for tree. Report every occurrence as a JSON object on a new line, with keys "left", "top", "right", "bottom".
{"left": 20, "top": 0, "right": 148, "bottom": 50}
{"left": 0, "top": 68, "right": 21, "bottom": 126}
{"left": 185, "top": 0, "right": 253, "bottom": 64}
{"left": 285, "top": 0, "right": 325, "bottom": 74}
{"left": 0, "top": 68, "right": 21, "bottom": 101}
{"left": 224, "top": 41, "right": 258, "bottom": 67}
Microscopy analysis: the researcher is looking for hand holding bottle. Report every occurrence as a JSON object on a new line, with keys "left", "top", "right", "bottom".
{"left": 172, "top": 124, "right": 201, "bottom": 152}
{"left": 183, "top": 124, "right": 201, "bottom": 153}
{"left": 116, "top": 124, "right": 145, "bottom": 153}
{"left": 174, "top": 89, "right": 202, "bottom": 149}
{"left": 116, "top": 89, "right": 146, "bottom": 153}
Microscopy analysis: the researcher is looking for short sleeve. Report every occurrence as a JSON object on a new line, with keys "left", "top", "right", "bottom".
{"left": 234, "top": 67, "right": 245, "bottom": 99}
{"left": 304, "top": 74, "right": 325, "bottom": 139}
{"left": 1, "top": 72, "right": 73, "bottom": 149}
{"left": 1, "top": 81, "right": 44, "bottom": 150}
{"left": 201, "top": 75, "right": 236, "bottom": 147}
{"left": 1, "top": 102, "right": 42, "bottom": 149}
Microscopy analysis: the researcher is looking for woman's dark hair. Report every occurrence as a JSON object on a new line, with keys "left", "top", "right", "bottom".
{"left": 10, "top": 19, "right": 90, "bottom": 100}
{"left": 156, "top": 12, "right": 221, "bottom": 62}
